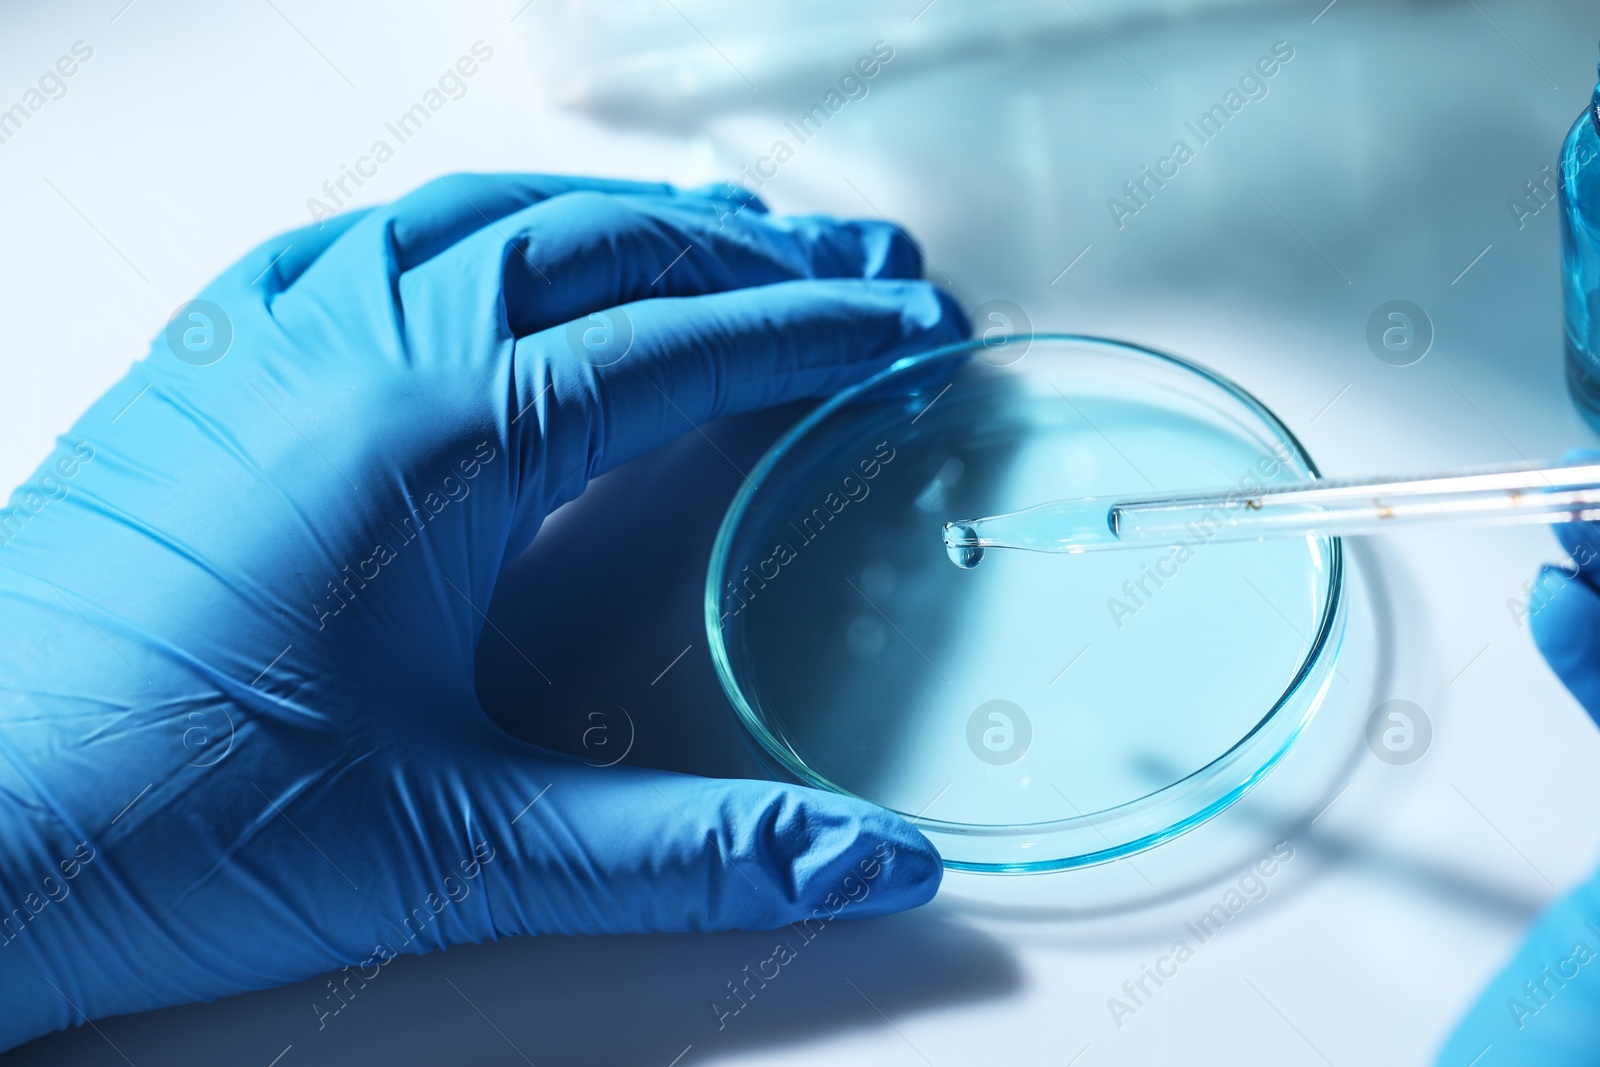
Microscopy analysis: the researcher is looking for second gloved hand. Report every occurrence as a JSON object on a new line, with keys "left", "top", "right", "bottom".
{"left": 1439, "top": 448, "right": 1600, "bottom": 1063}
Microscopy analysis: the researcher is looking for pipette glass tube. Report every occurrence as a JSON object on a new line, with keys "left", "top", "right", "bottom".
{"left": 942, "top": 460, "right": 1600, "bottom": 567}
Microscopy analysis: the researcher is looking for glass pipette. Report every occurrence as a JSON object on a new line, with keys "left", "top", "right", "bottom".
{"left": 941, "top": 458, "right": 1600, "bottom": 568}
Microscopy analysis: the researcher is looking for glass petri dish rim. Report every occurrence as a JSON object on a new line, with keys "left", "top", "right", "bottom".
{"left": 704, "top": 333, "right": 1345, "bottom": 863}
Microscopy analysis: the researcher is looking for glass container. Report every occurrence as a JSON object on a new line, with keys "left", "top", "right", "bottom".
{"left": 1563, "top": 45, "right": 1600, "bottom": 429}
{"left": 706, "top": 335, "right": 1346, "bottom": 873}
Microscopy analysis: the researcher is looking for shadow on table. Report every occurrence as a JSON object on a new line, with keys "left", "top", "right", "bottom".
{"left": 473, "top": 402, "right": 812, "bottom": 780}
{"left": 1, "top": 906, "right": 1016, "bottom": 1067}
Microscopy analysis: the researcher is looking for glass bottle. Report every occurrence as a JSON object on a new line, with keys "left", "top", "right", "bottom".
{"left": 1564, "top": 46, "right": 1600, "bottom": 428}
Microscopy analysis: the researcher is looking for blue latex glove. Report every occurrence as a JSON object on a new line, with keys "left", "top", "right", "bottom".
{"left": 0, "top": 173, "right": 965, "bottom": 1049}
{"left": 1439, "top": 449, "right": 1600, "bottom": 1063}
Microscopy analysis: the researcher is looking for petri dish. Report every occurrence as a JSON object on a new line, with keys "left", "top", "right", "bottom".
{"left": 706, "top": 335, "right": 1345, "bottom": 873}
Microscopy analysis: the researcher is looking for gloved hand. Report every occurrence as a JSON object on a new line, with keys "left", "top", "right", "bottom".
{"left": 0, "top": 173, "right": 966, "bottom": 1050}
{"left": 1439, "top": 448, "right": 1600, "bottom": 1063}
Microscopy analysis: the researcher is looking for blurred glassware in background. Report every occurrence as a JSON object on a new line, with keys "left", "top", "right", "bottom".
{"left": 520, "top": 0, "right": 1276, "bottom": 124}
{"left": 1564, "top": 41, "right": 1600, "bottom": 429}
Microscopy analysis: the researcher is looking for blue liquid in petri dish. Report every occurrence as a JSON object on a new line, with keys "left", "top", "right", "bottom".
{"left": 709, "top": 336, "right": 1341, "bottom": 872}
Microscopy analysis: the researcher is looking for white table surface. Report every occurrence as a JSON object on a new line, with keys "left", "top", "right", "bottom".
{"left": 1, "top": 1, "right": 1598, "bottom": 1064}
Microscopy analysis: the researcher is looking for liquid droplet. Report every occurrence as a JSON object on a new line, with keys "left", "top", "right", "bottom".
{"left": 949, "top": 543, "right": 985, "bottom": 569}
{"left": 944, "top": 522, "right": 984, "bottom": 569}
